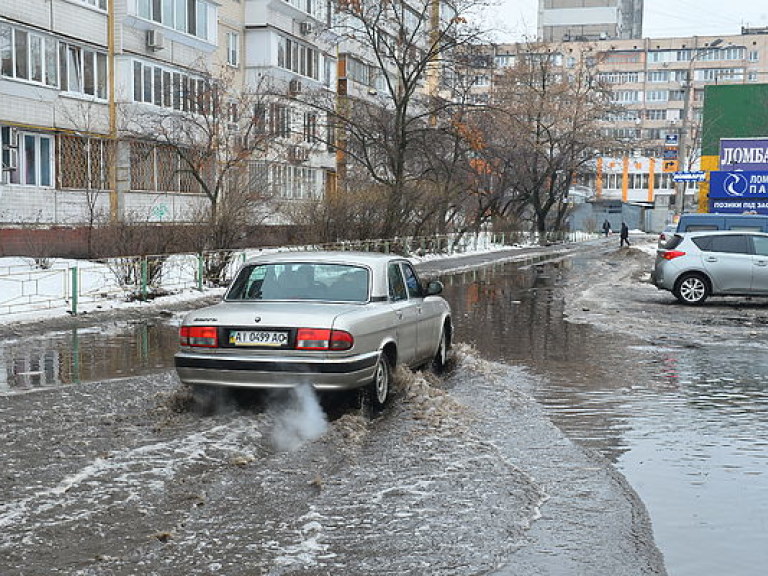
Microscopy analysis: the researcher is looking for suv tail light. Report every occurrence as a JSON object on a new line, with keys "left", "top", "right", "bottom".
{"left": 180, "top": 326, "right": 219, "bottom": 348}
{"left": 296, "top": 328, "right": 354, "bottom": 351}
{"left": 661, "top": 250, "right": 686, "bottom": 260}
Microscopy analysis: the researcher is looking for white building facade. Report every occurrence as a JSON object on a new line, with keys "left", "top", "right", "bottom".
{"left": 0, "top": 0, "right": 338, "bottom": 232}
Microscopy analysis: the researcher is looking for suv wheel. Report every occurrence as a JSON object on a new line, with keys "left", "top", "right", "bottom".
{"left": 674, "top": 273, "right": 710, "bottom": 305}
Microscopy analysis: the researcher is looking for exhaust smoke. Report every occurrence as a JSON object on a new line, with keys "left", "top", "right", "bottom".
{"left": 270, "top": 384, "right": 328, "bottom": 452}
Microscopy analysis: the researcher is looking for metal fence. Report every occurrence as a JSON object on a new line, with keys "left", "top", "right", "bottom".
{"left": 0, "top": 230, "right": 598, "bottom": 317}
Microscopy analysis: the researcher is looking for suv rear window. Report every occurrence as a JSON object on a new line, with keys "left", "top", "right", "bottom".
{"left": 692, "top": 235, "right": 749, "bottom": 254}
{"left": 665, "top": 235, "right": 685, "bottom": 249}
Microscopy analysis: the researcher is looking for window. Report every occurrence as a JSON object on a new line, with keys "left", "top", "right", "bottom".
{"left": 696, "top": 235, "right": 749, "bottom": 254}
{"left": 0, "top": 23, "right": 11, "bottom": 77}
{"left": 645, "top": 109, "right": 667, "bottom": 121}
{"left": 79, "top": 0, "right": 107, "bottom": 9}
{"left": 346, "top": 56, "right": 371, "bottom": 86}
{"left": 270, "top": 104, "right": 290, "bottom": 137}
{"left": 388, "top": 263, "right": 407, "bottom": 301}
{"left": 611, "top": 90, "right": 640, "bottom": 103}
{"left": 60, "top": 43, "right": 107, "bottom": 98}
{"left": 278, "top": 36, "right": 320, "bottom": 80}
{"left": 227, "top": 32, "right": 239, "bottom": 66}
{"left": 646, "top": 90, "right": 669, "bottom": 102}
{"left": 14, "top": 28, "right": 27, "bottom": 79}
{"left": 598, "top": 71, "right": 641, "bottom": 84}
{"left": 136, "top": 0, "right": 216, "bottom": 42}
{"left": 648, "top": 50, "right": 676, "bottom": 63}
{"left": 647, "top": 70, "right": 669, "bottom": 83}
{"left": 749, "top": 50, "right": 759, "bottom": 62}
{"left": 303, "top": 112, "right": 317, "bottom": 143}
{"left": 752, "top": 236, "right": 768, "bottom": 256}
{"left": 402, "top": 264, "right": 423, "bottom": 298}
{"left": 1, "top": 26, "right": 55, "bottom": 87}
{"left": 10, "top": 133, "right": 54, "bottom": 187}
{"left": 132, "top": 59, "right": 203, "bottom": 111}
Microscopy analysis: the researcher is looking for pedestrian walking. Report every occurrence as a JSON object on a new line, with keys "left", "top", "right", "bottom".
{"left": 602, "top": 219, "right": 611, "bottom": 237}
{"left": 620, "top": 222, "right": 631, "bottom": 247}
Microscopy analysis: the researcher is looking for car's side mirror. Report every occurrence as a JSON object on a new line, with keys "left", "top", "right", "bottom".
{"left": 425, "top": 280, "right": 444, "bottom": 296}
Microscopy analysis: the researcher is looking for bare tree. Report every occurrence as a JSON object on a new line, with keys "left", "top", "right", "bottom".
{"left": 485, "top": 45, "right": 615, "bottom": 241}
{"left": 56, "top": 97, "right": 114, "bottom": 256}
{"left": 306, "top": 0, "right": 490, "bottom": 238}
{"left": 124, "top": 67, "right": 279, "bottom": 250}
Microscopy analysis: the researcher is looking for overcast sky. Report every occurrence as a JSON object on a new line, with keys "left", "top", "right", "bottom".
{"left": 494, "top": 0, "right": 768, "bottom": 41}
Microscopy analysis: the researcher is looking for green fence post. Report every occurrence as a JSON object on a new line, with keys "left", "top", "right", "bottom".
{"left": 198, "top": 253, "right": 204, "bottom": 291}
{"left": 70, "top": 267, "right": 78, "bottom": 316}
{"left": 141, "top": 258, "right": 148, "bottom": 300}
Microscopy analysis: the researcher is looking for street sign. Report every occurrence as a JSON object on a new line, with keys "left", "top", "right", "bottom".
{"left": 663, "top": 160, "right": 679, "bottom": 173}
{"left": 665, "top": 134, "right": 679, "bottom": 146}
{"left": 672, "top": 171, "right": 706, "bottom": 182}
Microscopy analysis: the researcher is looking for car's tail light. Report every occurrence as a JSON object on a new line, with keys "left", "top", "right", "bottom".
{"left": 661, "top": 250, "right": 686, "bottom": 260}
{"left": 180, "top": 326, "right": 219, "bottom": 348}
{"left": 296, "top": 328, "right": 354, "bottom": 351}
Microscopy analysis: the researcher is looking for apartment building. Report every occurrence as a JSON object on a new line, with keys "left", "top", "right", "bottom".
{"left": 486, "top": 28, "right": 768, "bottom": 227}
{"left": 538, "top": 0, "right": 644, "bottom": 43}
{"left": 0, "top": 0, "right": 337, "bottom": 234}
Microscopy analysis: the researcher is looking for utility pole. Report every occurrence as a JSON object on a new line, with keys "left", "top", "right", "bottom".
{"left": 674, "top": 38, "right": 723, "bottom": 218}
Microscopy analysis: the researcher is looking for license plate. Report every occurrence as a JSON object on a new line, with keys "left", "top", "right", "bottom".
{"left": 229, "top": 330, "right": 289, "bottom": 347}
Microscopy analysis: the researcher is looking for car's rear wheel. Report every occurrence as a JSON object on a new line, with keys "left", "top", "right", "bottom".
{"left": 431, "top": 325, "right": 449, "bottom": 374}
{"left": 674, "top": 273, "right": 710, "bottom": 305}
{"left": 366, "top": 352, "right": 392, "bottom": 410}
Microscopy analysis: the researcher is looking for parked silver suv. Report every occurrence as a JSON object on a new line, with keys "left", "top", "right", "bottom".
{"left": 652, "top": 230, "right": 768, "bottom": 305}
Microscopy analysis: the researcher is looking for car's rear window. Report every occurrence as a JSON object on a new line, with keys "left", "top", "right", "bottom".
{"left": 684, "top": 224, "right": 718, "bottom": 232}
{"left": 664, "top": 235, "right": 685, "bottom": 249}
{"left": 226, "top": 263, "right": 370, "bottom": 302}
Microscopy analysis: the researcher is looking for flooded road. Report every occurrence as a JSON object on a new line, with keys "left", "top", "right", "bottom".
{"left": 440, "top": 255, "right": 768, "bottom": 576}
{"left": 1, "top": 244, "right": 765, "bottom": 574}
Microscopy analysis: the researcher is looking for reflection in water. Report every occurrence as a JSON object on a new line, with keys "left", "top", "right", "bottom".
{"left": 443, "top": 258, "right": 768, "bottom": 576}
{"left": 443, "top": 261, "right": 639, "bottom": 461}
{"left": 1, "top": 259, "right": 766, "bottom": 575}
{"left": 0, "top": 321, "right": 179, "bottom": 393}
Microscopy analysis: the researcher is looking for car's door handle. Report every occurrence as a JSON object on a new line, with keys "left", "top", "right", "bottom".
{"left": 704, "top": 256, "right": 718, "bottom": 262}
{"left": 756, "top": 260, "right": 768, "bottom": 267}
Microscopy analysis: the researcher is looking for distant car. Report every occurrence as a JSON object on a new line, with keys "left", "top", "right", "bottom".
{"left": 174, "top": 251, "right": 452, "bottom": 408}
{"left": 652, "top": 230, "right": 768, "bottom": 305}
{"left": 657, "top": 224, "right": 677, "bottom": 247}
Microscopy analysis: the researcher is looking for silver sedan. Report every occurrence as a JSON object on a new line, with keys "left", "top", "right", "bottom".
{"left": 174, "top": 251, "right": 452, "bottom": 408}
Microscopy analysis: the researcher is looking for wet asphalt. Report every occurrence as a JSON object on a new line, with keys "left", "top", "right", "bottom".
{"left": 0, "top": 239, "right": 666, "bottom": 575}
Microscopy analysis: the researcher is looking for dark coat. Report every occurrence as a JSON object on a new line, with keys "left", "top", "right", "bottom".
{"left": 620, "top": 223, "right": 629, "bottom": 238}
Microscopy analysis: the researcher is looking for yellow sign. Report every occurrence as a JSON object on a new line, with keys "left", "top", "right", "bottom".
{"left": 663, "top": 160, "right": 679, "bottom": 173}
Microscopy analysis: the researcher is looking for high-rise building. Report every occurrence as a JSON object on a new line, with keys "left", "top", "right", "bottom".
{"left": 538, "top": 0, "right": 644, "bottom": 42}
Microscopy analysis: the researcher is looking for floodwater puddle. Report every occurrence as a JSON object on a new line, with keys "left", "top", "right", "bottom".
{"left": 1, "top": 257, "right": 766, "bottom": 575}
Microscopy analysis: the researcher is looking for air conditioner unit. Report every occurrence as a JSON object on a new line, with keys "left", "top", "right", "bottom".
{"left": 300, "top": 22, "right": 313, "bottom": 35}
{"left": 146, "top": 29, "right": 165, "bottom": 51}
{"left": 289, "top": 79, "right": 302, "bottom": 95}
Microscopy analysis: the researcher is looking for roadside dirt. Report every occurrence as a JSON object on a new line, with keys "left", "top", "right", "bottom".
{"left": 563, "top": 236, "right": 768, "bottom": 346}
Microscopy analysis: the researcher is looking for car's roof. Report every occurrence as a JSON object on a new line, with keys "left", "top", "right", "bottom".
{"left": 675, "top": 230, "right": 768, "bottom": 238}
{"left": 677, "top": 230, "right": 768, "bottom": 238}
{"left": 243, "top": 250, "right": 407, "bottom": 266}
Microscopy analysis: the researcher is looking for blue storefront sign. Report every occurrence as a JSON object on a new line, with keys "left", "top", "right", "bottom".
{"left": 709, "top": 170, "right": 768, "bottom": 214}
{"left": 720, "top": 138, "right": 768, "bottom": 170}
